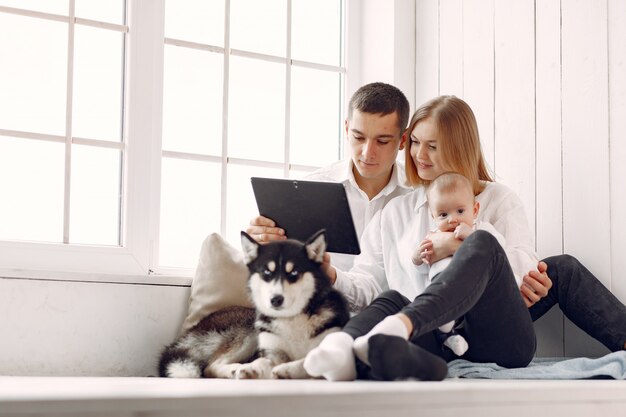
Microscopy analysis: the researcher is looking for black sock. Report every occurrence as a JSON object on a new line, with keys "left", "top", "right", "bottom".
{"left": 368, "top": 334, "right": 448, "bottom": 381}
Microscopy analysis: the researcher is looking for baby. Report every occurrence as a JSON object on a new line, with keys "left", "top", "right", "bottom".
{"left": 412, "top": 172, "right": 505, "bottom": 356}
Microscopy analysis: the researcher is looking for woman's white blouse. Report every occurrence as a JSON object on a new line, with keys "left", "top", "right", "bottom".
{"left": 333, "top": 181, "right": 538, "bottom": 311}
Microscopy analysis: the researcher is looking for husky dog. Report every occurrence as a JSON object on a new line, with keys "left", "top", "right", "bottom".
{"left": 159, "top": 229, "right": 350, "bottom": 379}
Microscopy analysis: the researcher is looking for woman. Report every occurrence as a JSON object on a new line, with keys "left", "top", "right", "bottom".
{"left": 303, "top": 95, "right": 626, "bottom": 382}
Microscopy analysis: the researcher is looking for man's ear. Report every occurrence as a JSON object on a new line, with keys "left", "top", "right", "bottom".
{"left": 399, "top": 131, "right": 407, "bottom": 151}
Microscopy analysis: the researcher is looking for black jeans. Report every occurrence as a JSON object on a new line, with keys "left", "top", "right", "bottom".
{"left": 530, "top": 254, "right": 626, "bottom": 352}
{"left": 344, "top": 230, "right": 537, "bottom": 369}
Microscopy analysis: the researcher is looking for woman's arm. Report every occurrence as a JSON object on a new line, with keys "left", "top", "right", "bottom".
{"left": 480, "top": 184, "right": 539, "bottom": 288}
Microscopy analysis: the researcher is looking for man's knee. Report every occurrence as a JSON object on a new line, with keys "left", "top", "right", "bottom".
{"left": 377, "top": 289, "right": 408, "bottom": 305}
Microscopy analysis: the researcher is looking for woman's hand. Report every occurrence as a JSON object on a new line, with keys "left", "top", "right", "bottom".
{"left": 246, "top": 215, "right": 286, "bottom": 243}
{"left": 520, "top": 261, "right": 552, "bottom": 307}
{"left": 426, "top": 231, "right": 462, "bottom": 263}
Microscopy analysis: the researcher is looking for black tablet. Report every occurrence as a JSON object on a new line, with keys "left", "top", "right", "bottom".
{"left": 250, "top": 177, "right": 361, "bottom": 254}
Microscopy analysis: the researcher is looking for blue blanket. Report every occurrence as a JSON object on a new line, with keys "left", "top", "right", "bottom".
{"left": 446, "top": 351, "right": 626, "bottom": 379}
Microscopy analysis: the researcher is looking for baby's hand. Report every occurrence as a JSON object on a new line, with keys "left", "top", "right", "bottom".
{"left": 454, "top": 223, "right": 474, "bottom": 240}
{"left": 411, "top": 238, "right": 433, "bottom": 266}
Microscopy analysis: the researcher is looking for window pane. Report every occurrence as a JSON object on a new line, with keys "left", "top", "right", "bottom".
{"left": 75, "top": 0, "right": 125, "bottom": 25}
{"left": 230, "top": 0, "right": 286, "bottom": 57}
{"left": 228, "top": 56, "right": 285, "bottom": 163}
{"left": 164, "top": 0, "right": 224, "bottom": 46}
{"left": 290, "top": 67, "right": 341, "bottom": 166}
{"left": 159, "top": 158, "right": 221, "bottom": 268}
{"left": 292, "top": 0, "right": 342, "bottom": 66}
{"left": 0, "top": 0, "right": 67, "bottom": 15}
{"left": 70, "top": 145, "right": 122, "bottom": 245}
{"left": 162, "top": 45, "right": 223, "bottom": 155}
{"left": 0, "top": 14, "right": 66, "bottom": 136}
{"left": 0, "top": 137, "right": 64, "bottom": 243}
{"left": 73, "top": 25, "right": 124, "bottom": 142}
{"left": 225, "top": 164, "right": 283, "bottom": 247}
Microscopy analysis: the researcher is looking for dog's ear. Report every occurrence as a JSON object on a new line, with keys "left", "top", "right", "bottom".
{"left": 240, "top": 231, "right": 260, "bottom": 264}
{"left": 305, "top": 229, "right": 326, "bottom": 263}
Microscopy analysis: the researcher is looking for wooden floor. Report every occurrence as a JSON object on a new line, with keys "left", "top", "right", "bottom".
{"left": 1, "top": 376, "right": 625, "bottom": 417}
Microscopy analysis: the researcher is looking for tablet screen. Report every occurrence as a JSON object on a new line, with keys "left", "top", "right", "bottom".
{"left": 251, "top": 177, "right": 361, "bottom": 254}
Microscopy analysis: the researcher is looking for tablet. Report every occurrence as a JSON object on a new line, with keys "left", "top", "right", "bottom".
{"left": 250, "top": 177, "right": 361, "bottom": 255}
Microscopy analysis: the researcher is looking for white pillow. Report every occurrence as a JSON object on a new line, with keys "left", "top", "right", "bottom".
{"left": 179, "top": 233, "right": 252, "bottom": 335}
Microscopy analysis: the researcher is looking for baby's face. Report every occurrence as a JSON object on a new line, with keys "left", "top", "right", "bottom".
{"left": 429, "top": 189, "right": 478, "bottom": 232}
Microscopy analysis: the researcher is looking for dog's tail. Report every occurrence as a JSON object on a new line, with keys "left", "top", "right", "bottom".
{"left": 158, "top": 345, "right": 206, "bottom": 378}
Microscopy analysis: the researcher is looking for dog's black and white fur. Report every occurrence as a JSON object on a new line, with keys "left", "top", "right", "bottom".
{"left": 159, "top": 230, "right": 350, "bottom": 379}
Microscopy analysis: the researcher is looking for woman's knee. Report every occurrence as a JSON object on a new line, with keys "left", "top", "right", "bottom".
{"left": 544, "top": 253, "right": 579, "bottom": 271}
{"left": 542, "top": 254, "right": 581, "bottom": 286}
{"left": 462, "top": 229, "right": 505, "bottom": 257}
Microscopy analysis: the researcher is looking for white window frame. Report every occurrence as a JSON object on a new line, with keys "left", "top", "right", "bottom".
{"left": 0, "top": 0, "right": 358, "bottom": 284}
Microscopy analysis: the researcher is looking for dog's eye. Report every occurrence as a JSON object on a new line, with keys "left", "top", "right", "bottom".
{"left": 263, "top": 269, "right": 272, "bottom": 278}
{"left": 285, "top": 270, "right": 299, "bottom": 282}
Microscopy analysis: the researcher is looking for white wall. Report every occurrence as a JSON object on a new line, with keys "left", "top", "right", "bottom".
{"left": 414, "top": 0, "right": 626, "bottom": 356}
{"left": 0, "top": 276, "right": 189, "bottom": 376}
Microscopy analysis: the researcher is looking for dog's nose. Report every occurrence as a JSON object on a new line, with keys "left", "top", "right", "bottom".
{"left": 270, "top": 295, "right": 284, "bottom": 307}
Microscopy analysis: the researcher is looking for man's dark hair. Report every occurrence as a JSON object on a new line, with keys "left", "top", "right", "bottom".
{"left": 347, "top": 82, "right": 410, "bottom": 132}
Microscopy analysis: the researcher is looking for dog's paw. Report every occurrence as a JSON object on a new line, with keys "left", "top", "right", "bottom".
{"left": 271, "top": 360, "right": 309, "bottom": 379}
{"left": 235, "top": 358, "right": 273, "bottom": 379}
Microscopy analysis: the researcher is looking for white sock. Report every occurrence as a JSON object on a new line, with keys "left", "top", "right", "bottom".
{"left": 303, "top": 332, "right": 356, "bottom": 381}
{"left": 353, "top": 315, "right": 409, "bottom": 366}
{"left": 444, "top": 334, "right": 469, "bottom": 356}
{"left": 439, "top": 321, "right": 455, "bottom": 333}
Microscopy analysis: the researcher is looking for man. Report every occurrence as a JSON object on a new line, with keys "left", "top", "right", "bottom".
{"left": 246, "top": 82, "right": 412, "bottom": 272}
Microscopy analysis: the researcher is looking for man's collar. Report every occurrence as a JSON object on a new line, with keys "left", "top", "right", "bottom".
{"left": 346, "top": 159, "right": 410, "bottom": 199}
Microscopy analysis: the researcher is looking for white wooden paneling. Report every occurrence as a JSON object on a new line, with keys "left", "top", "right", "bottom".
{"left": 561, "top": 0, "right": 611, "bottom": 357}
{"left": 533, "top": 0, "right": 564, "bottom": 356}
{"left": 0, "top": 278, "right": 190, "bottom": 376}
{"left": 462, "top": 0, "right": 495, "bottom": 175}
{"left": 415, "top": 0, "right": 625, "bottom": 357}
{"left": 393, "top": 0, "right": 416, "bottom": 108}
{"left": 415, "top": 0, "right": 439, "bottom": 107}
{"left": 493, "top": 0, "right": 535, "bottom": 229}
{"left": 609, "top": 0, "right": 626, "bottom": 305}
{"left": 438, "top": 0, "right": 464, "bottom": 96}
{"left": 360, "top": 0, "right": 394, "bottom": 84}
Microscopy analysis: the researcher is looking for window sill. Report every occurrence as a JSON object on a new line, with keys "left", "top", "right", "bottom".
{"left": 0, "top": 268, "right": 192, "bottom": 287}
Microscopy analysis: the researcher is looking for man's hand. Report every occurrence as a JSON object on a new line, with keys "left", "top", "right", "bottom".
{"left": 246, "top": 215, "right": 286, "bottom": 243}
{"left": 520, "top": 261, "right": 552, "bottom": 308}
{"left": 321, "top": 252, "right": 337, "bottom": 285}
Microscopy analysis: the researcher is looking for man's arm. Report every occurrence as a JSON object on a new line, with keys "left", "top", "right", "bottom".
{"left": 246, "top": 215, "right": 286, "bottom": 243}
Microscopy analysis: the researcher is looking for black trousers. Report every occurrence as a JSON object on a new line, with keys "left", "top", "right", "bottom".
{"left": 343, "top": 230, "right": 537, "bottom": 369}
{"left": 531, "top": 254, "right": 626, "bottom": 352}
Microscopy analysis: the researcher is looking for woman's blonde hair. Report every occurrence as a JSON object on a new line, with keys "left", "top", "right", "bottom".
{"left": 404, "top": 95, "right": 493, "bottom": 195}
